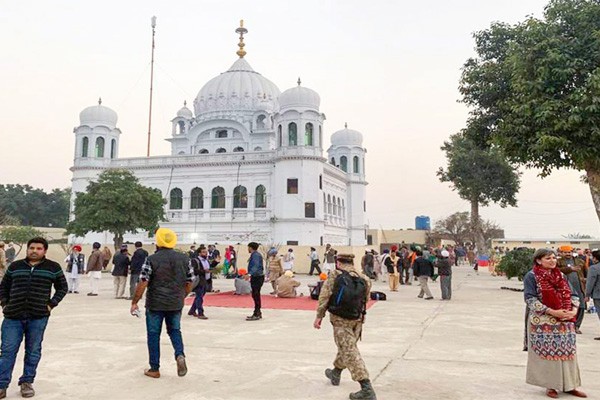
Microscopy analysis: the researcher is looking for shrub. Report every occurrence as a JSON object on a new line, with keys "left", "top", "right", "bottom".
{"left": 496, "top": 248, "right": 534, "bottom": 281}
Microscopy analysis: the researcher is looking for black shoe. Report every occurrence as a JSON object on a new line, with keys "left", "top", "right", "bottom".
{"left": 349, "top": 380, "right": 377, "bottom": 400}
{"left": 425, "top": 297, "right": 434, "bottom": 300}
{"left": 325, "top": 368, "right": 342, "bottom": 386}
{"left": 246, "top": 314, "right": 262, "bottom": 321}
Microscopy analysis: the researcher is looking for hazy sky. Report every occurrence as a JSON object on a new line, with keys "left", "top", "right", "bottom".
{"left": 1, "top": 0, "right": 597, "bottom": 238}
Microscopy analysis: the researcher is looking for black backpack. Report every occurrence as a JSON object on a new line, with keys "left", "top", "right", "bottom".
{"left": 328, "top": 271, "right": 367, "bottom": 320}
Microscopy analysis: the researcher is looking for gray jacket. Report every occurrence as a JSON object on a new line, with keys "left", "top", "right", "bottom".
{"left": 585, "top": 263, "right": 600, "bottom": 300}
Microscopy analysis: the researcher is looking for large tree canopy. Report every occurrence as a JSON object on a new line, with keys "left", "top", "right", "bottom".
{"left": 460, "top": 0, "right": 600, "bottom": 221}
{"left": 0, "top": 185, "right": 70, "bottom": 228}
{"left": 67, "top": 169, "right": 165, "bottom": 249}
{"left": 438, "top": 131, "right": 520, "bottom": 252}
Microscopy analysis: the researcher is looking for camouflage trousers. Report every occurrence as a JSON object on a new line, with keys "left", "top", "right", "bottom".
{"left": 330, "top": 314, "right": 369, "bottom": 381}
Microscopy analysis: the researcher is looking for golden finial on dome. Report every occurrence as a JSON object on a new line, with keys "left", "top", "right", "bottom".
{"left": 98, "top": 97, "right": 102, "bottom": 105}
{"left": 345, "top": 122, "right": 348, "bottom": 129}
{"left": 235, "top": 19, "right": 248, "bottom": 58}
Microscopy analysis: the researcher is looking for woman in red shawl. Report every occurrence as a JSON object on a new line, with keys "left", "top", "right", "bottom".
{"left": 523, "top": 248, "right": 586, "bottom": 398}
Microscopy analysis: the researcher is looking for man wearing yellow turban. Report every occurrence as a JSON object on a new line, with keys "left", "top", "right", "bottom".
{"left": 130, "top": 228, "right": 194, "bottom": 378}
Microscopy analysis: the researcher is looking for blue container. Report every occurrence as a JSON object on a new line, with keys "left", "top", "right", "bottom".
{"left": 415, "top": 215, "right": 431, "bottom": 231}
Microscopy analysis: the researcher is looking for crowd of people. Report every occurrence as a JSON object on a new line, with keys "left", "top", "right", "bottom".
{"left": 2, "top": 232, "right": 600, "bottom": 400}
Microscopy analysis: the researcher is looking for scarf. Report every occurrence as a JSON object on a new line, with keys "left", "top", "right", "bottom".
{"left": 533, "top": 264, "right": 573, "bottom": 316}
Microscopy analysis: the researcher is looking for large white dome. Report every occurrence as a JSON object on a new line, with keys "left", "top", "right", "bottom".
{"left": 79, "top": 99, "right": 118, "bottom": 128}
{"left": 193, "top": 58, "right": 280, "bottom": 116}
{"left": 279, "top": 79, "right": 320, "bottom": 110}
{"left": 331, "top": 126, "right": 363, "bottom": 147}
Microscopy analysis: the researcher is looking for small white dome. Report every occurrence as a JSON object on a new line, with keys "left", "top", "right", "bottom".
{"left": 194, "top": 58, "right": 280, "bottom": 116}
{"left": 279, "top": 79, "right": 320, "bottom": 110}
{"left": 79, "top": 98, "right": 118, "bottom": 128}
{"left": 331, "top": 125, "right": 363, "bottom": 147}
{"left": 176, "top": 101, "right": 193, "bottom": 118}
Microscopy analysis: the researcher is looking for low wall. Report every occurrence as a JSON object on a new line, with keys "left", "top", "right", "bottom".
{"left": 22, "top": 244, "right": 368, "bottom": 275}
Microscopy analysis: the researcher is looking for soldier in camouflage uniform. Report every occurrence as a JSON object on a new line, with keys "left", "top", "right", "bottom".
{"left": 313, "top": 253, "right": 376, "bottom": 400}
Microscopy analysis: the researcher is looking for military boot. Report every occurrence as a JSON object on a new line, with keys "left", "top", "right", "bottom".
{"left": 349, "top": 379, "right": 377, "bottom": 400}
{"left": 325, "top": 367, "right": 342, "bottom": 385}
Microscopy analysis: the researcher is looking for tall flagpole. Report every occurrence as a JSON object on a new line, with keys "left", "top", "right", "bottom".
{"left": 147, "top": 16, "right": 157, "bottom": 157}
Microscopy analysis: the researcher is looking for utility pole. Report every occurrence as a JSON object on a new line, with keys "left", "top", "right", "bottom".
{"left": 146, "top": 16, "right": 157, "bottom": 157}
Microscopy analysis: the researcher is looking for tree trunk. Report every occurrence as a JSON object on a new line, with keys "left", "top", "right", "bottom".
{"left": 470, "top": 200, "right": 487, "bottom": 256}
{"left": 586, "top": 166, "right": 600, "bottom": 224}
{"left": 113, "top": 233, "right": 124, "bottom": 252}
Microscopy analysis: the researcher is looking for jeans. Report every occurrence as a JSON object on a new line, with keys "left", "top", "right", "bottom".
{"left": 594, "top": 299, "right": 600, "bottom": 323}
{"left": 129, "top": 273, "right": 140, "bottom": 298}
{"left": 0, "top": 317, "right": 49, "bottom": 389}
{"left": 250, "top": 275, "right": 265, "bottom": 315}
{"left": 189, "top": 285, "right": 206, "bottom": 316}
{"left": 440, "top": 275, "right": 452, "bottom": 300}
{"left": 145, "top": 310, "right": 184, "bottom": 371}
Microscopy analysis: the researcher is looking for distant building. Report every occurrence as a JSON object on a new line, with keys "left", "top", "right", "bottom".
{"left": 491, "top": 238, "right": 600, "bottom": 250}
{"left": 69, "top": 22, "right": 368, "bottom": 246}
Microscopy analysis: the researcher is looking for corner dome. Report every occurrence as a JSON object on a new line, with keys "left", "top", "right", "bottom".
{"left": 79, "top": 98, "right": 118, "bottom": 128}
{"left": 176, "top": 101, "right": 193, "bottom": 119}
{"left": 331, "top": 125, "right": 363, "bottom": 147}
{"left": 279, "top": 79, "right": 320, "bottom": 110}
{"left": 193, "top": 58, "right": 280, "bottom": 116}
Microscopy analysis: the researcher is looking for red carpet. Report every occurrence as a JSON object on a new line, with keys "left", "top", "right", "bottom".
{"left": 185, "top": 291, "right": 377, "bottom": 311}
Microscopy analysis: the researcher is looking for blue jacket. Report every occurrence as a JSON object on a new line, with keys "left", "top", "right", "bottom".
{"left": 247, "top": 251, "right": 264, "bottom": 277}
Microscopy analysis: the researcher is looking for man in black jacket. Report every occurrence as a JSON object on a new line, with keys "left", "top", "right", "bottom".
{"left": 130, "top": 228, "right": 193, "bottom": 379}
{"left": 112, "top": 246, "right": 130, "bottom": 299}
{"left": 129, "top": 242, "right": 148, "bottom": 300}
{"left": 0, "top": 237, "right": 68, "bottom": 398}
{"left": 413, "top": 250, "right": 434, "bottom": 300}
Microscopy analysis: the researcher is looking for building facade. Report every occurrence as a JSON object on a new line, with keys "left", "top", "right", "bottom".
{"left": 70, "top": 23, "right": 368, "bottom": 246}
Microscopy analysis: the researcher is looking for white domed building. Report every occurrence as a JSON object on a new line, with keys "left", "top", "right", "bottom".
{"left": 70, "top": 23, "right": 368, "bottom": 246}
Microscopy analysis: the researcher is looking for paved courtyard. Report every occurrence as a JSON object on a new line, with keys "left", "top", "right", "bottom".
{"left": 3, "top": 266, "right": 599, "bottom": 399}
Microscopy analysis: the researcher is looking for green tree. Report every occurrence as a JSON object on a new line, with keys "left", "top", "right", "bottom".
{"left": 438, "top": 132, "right": 520, "bottom": 254}
{"left": 0, "top": 226, "right": 44, "bottom": 258}
{"left": 496, "top": 248, "right": 535, "bottom": 281}
{"left": 460, "top": 0, "right": 600, "bottom": 223}
{"left": 0, "top": 185, "right": 70, "bottom": 227}
{"left": 67, "top": 169, "right": 165, "bottom": 249}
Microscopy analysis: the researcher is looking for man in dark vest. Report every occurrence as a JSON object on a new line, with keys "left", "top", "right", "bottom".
{"left": 130, "top": 228, "right": 194, "bottom": 379}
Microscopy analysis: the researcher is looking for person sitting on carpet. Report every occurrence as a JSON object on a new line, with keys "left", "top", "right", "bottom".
{"left": 276, "top": 270, "right": 303, "bottom": 298}
{"left": 234, "top": 269, "right": 251, "bottom": 295}
{"left": 309, "top": 272, "right": 328, "bottom": 300}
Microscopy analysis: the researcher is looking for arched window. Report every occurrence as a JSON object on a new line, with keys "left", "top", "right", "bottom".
{"left": 169, "top": 188, "right": 183, "bottom": 209}
{"left": 323, "top": 193, "right": 326, "bottom": 212}
{"left": 178, "top": 151, "right": 186, "bottom": 155}
{"left": 190, "top": 187, "right": 203, "bottom": 209}
{"left": 255, "top": 185, "right": 267, "bottom": 208}
{"left": 199, "top": 148, "right": 209, "bottom": 154}
{"left": 257, "top": 115, "right": 266, "bottom": 129}
{"left": 211, "top": 187, "right": 225, "bottom": 208}
{"left": 178, "top": 121, "right": 185, "bottom": 135}
{"left": 330, "top": 157, "right": 335, "bottom": 165}
{"left": 288, "top": 122, "right": 297, "bottom": 146}
{"left": 81, "top": 137, "right": 89, "bottom": 158}
{"left": 216, "top": 130, "right": 228, "bottom": 138}
{"left": 305, "top": 123, "right": 314, "bottom": 146}
{"left": 340, "top": 156, "right": 348, "bottom": 172}
{"left": 327, "top": 194, "right": 332, "bottom": 214}
{"left": 278, "top": 125, "right": 282, "bottom": 147}
{"left": 333, "top": 197, "right": 338, "bottom": 216}
{"left": 216, "top": 148, "right": 226, "bottom": 153}
{"left": 233, "top": 185, "right": 248, "bottom": 208}
{"left": 110, "top": 139, "right": 117, "bottom": 159}
{"left": 353, "top": 156, "right": 359, "bottom": 173}
{"left": 319, "top": 125, "right": 322, "bottom": 148}
{"left": 95, "top": 137, "right": 105, "bottom": 158}
{"left": 233, "top": 147, "right": 244, "bottom": 152}
{"left": 254, "top": 146, "right": 263, "bottom": 151}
